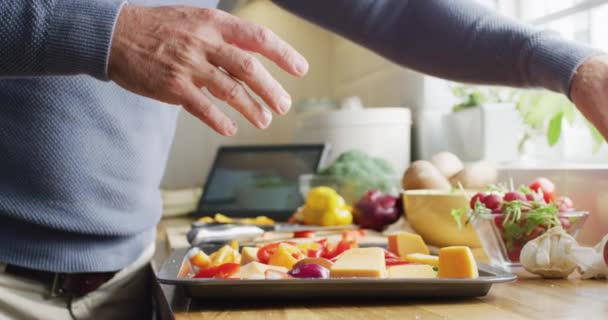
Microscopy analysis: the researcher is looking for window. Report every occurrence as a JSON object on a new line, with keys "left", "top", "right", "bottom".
{"left": 504, "top": 0, "right": 608, "bottom": 50}
{"left": 461, "top": 1, "right": 608, "bottom": 165}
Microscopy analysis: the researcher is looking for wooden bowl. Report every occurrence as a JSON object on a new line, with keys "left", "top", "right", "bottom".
{"left": 403, "top": 190, "right": 481, "bottom": 248}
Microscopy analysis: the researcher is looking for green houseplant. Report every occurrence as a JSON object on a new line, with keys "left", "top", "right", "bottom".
{"left": 444, "top": 85, "right": 523, "bottom": 162}
{"left": 449, "top": 85, "right": 606, "bottom": 157}
{"left": 515, "top": 90, "right": 605, "bottom": 153}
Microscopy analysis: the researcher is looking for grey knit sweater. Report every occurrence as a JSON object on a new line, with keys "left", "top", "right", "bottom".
{"left": 0, "top": 0, "right": 600, "bottom": 272}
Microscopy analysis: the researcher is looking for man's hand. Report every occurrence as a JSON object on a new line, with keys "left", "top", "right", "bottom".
{"left": 108, "top": 6, "right": 309, "bottom": 136}
{"left": 571, "top": 55, "right": 608, "bottom": 141}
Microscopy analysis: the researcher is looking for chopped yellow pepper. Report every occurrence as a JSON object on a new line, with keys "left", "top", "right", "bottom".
{"left": 209, "top": 245, "right": 241, "bottom": 265}
{"left": 214, "top": 213, "right": 233, "bottom": 224}
{"left": 268, "top": 244, "right": 302, "bottom": 269}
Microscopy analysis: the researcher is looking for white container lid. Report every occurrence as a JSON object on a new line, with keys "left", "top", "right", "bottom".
{"left": 297, "top": 107, "right": 412, "bottom": 129}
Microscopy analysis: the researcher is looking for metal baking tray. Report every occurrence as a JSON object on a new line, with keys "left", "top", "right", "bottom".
{"left": 157, "top": 247, "right": 517, "bottom": 300}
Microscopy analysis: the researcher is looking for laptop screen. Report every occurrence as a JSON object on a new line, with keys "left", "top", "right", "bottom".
{"left": 195, "top": 144, "right": 327, "bottom": 220}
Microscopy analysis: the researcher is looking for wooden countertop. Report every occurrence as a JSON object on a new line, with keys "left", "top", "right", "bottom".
{"left": 153, "top": 218, "right": 608, "bottom": 320}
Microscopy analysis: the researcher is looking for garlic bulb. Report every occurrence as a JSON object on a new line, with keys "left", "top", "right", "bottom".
{"left": 520, "top": 226, "right": 578, "bottom": 278}
{"left": 570, "top": 234, "right": 608, "bottom": 279}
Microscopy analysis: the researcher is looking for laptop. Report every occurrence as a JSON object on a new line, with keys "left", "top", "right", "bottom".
{"left": 194, "top": 144, "right": 328, "bottom": 221}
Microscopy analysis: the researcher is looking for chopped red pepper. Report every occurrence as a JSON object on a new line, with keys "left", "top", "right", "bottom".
{"left": 194, "top": 266, "right": 220, "bottom": 278}
{"left": 294, "top": 230, "right": 316, "bottom": 238}
{"left": 257, "top": 241, "right": 296, "bottom": 264}
{"left": 194, "top": 263, "right": 240, "bottom": 279}
{"left": 341, "top": 229, "right": 366, "bottom": 242}
{"left": 323, "top": 240, "right": 357, "bottom": 260}
{"left": 307, "top": 248, "right": 323, "bottom": 258}
{"left": 385, "top": 258, "right": 410, "bottom": 266}
{"left": 384, "top": 249, "right": 401, "bottom": 260}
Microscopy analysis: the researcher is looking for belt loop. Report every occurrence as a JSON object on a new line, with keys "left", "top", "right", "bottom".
{"left": 50, "top": 273, "right": 66, "bottom": 298}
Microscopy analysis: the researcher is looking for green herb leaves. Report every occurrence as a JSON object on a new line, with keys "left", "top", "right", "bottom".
{"left": 461, "top": 182, "right": 561, "bottom": 249}
{"left": 451, "top": 208, "right": 465, "bottom": 230}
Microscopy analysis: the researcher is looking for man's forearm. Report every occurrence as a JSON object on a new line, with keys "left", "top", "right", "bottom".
{"left": 0, "top": 0, "right": 124, "bottom": 80}
{"left": 273, "top": 0, "right": 602, "bottom": 95}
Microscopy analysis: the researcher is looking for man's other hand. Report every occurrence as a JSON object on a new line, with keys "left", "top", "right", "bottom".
{"left": 109, "top": 6, "right": 309, "bottom": 136}
{"left": 571, "top": 55, "right": 608, "bottom": 142}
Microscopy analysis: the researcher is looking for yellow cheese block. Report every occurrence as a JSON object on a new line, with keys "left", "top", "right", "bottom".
{"left": 239, "top": 262, "right": 288, "bottom": 279}
{"left": 388, "top": 264, "right": 437, "bottom": 278}
{"left": 330, "top": 248, "right": 386, "bottom": 278}
{"left": 241, "top": 247, "right": 259, "bottom": 265}
{"left": 437, "top": 246, "right": 479, "bottom": 278}
{"left": 388, "top": 232, "right": 430, "bottom": 259}
{"left": 404, "top": 253, "right": 439, "bottom": 267}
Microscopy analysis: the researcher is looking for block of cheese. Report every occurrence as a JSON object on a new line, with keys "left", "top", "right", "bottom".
{"left": 437, "top": 246, "right": 479, "bottom": 278}
{"left": 330, "top": 248, "right": 386, "bottom": 278}
{"left": 404, "top": 253, "right": 439, "bottom": 267}
{"left": 241, "top": 247, "right": 259, "bottom": 265}
{"left": 239, "top": 262, "right": 288, "bottom": 279}
{"left": 388, "top": 264, "right": 437, "bottom": 278}
{"left": 388, "top": 232, "right": 430, "bottom": 258}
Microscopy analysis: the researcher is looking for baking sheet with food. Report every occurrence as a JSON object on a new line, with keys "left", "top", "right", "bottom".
{"left": 157, "top": 231, "right": 516, "bottom": 300}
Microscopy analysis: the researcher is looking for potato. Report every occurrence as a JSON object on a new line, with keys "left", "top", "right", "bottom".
{"left": 402, "top": 160, "right": 451, "bottom": 191}
{"left": 430, "top": 152, "right": 464, "bottom": 179}
{"left": 449, "top": 161, "right": 498, "bottom": 189}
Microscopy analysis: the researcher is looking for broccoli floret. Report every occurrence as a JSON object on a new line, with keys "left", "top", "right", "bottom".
{"left": 372, "top": 158, "right": 395, "bottom": 176}
{"left": 334, "top": 149, "right": 369, "bottom": 164}
{"left": 317, "top": 150, "right": 397, "bottom": 200}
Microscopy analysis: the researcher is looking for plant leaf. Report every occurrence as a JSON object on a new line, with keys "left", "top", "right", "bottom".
{"left": 547, "top": 112, "right": 563, "bottom": 146}
{"left": 586, "top": 121, "right": 605, "bottom": 154}
{"left": 563, "top": 103, "right": 576, "bottom": 124}
{"left": 451, "top": 86, "right": 468, "bottom": 98}
{"left": 517, "top": 91, "right": 571, "bottom": 130}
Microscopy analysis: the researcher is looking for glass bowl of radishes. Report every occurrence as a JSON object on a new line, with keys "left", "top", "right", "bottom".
{"left": 458, "top": 177, "right": 589, "bottom": 270}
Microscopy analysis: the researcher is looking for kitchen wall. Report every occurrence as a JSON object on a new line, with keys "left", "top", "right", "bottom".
{"left": 328, "top": 36, "right": 456, "bottom": 161}
{"left": 161, "top": 1, "right": 455, "bottom": 188}
{"left": 330, "top": 37, "right": 455, "bottom": 111}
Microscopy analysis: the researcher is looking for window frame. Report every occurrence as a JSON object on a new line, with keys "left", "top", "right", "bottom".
{"left": 509, "top": 0, "right": 608, "bottom": 24}
{"left": 485, "top": 0, "right": 608, "bottom": 163}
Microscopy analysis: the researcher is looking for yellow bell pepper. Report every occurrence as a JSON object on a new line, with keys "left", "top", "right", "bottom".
{"left": 187, "top": 247, "right": 211, "bottom": 269}
{"left": 296, "top": 241, "right": 322, "bottom": 252}
{"left": 268, "top": 244, "right": 302, "bottom": 270}
{"left": 209, "top": 245, "right": 242, "bottom": 265}
{"left": 214, "top": 213, "right": 233, "bottom": 224}
{"left": 302, "top": 186, "right": 353, "bottom": 226}
{"left": 230, "top": 239, "right": 239, "bottom": 250}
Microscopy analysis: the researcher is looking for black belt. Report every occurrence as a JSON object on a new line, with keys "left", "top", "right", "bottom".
{"left": 4, "top": 264, "right": 117, "bottom": 298}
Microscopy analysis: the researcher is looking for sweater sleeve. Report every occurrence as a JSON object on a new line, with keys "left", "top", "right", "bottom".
{"left": 0, "top": 0, "right": 125, "bottom": 80}
{"left": 272, "top": 0, "right": 603, "bottom": 96}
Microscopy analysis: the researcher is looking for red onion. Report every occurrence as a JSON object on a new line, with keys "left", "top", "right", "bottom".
{"left": 353, "top": 190, "right": 401, "bottom": 231}
{"left": 288, "top": 263, "right": 329, "bottom": 279}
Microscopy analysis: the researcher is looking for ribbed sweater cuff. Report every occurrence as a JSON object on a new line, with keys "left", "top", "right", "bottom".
{"left": 522, "top": 31, "right": 604, "bottom": 98}
{"left": 44, "top": 0, "right": 126, "bottom": 80}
